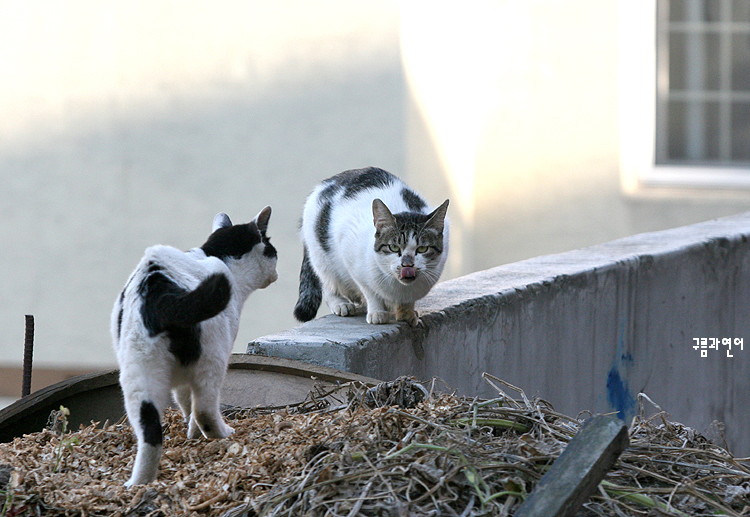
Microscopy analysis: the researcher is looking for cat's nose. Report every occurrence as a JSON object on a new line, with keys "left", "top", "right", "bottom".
{"left": 262, "top": 271, "right": 278, "bottom": 288}
{"left": 401, "top": 254, "right": 415, "bottom": 267}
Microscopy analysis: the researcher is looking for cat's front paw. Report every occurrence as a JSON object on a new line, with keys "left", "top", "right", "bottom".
{"left": 366, "top": 310, "right": 391, "bottom": 324}
{"left": 396, "top": 308, "right": 420, "bottom": 327}
{"left": 332, "top": 302, "right": 358, "bottom": 317}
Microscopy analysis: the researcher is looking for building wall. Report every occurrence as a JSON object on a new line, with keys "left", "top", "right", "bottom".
{"left": 401, "top": 0, "right": 750, "bottom": 275}
{"left": 0, "top": 1, "right": 404, "bottom": 373}
{"left": 1, "top": 1, "right": 749, "bottom": 381}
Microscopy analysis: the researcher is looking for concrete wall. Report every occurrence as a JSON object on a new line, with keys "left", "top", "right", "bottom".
{"left": 249, "top": 212, "right": 750, "bottom": 455}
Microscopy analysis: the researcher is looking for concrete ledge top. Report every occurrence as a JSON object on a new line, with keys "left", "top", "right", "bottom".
{"left": 247, "top": 211, "right": 750, "bottom": 362}
{"left": 247, "top": 313, "right": 405, "bottom": 368}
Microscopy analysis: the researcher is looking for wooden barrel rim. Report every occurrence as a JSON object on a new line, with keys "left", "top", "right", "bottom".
{"left": 0, "top": 354, "right": 379, "bottom": 437}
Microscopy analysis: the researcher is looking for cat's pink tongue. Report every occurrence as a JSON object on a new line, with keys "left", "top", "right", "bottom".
{"left": 400, "top": 267, "right": 416, "bottom": 279}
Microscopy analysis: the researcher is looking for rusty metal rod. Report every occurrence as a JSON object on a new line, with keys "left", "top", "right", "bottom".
{"left": 22, "top": 315, "right": 34, "bottom": 398}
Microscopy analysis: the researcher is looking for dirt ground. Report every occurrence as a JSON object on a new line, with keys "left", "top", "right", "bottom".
{"left": 1, "top": 377, "right": 748, "bottom": 516}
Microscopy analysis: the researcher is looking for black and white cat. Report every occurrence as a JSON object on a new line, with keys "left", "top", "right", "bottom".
{"left": 294, "top": 167, "right": 449, "bottom": 326}
{"left": 111, "top": 207, "right": 278, "bottom": 486}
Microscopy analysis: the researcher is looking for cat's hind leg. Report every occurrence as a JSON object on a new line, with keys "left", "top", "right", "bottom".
{"left": 172, "top": 385, "right": 192, "bottom": 424}
{"left": 187, "top": 375, "right": 234, "bottom": 440}
{"left": 120, "top": 366, "right": 170, "bottom": 486}
{"left": 323, "top": 281, "right": 364, "bottom": 317}
{"left": 325, "top": 293, "right": 359, "bottom": 317}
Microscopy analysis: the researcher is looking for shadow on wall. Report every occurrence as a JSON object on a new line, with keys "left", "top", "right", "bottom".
{"left": 0, "top": 56, "right": 408, "bottom": 369}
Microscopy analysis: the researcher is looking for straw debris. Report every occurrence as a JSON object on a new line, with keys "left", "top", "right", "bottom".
{"left": 0, "top": 374, "right": 748, "bottom": 516}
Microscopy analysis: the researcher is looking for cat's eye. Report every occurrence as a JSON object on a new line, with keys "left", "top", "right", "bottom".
{"left": 388, "top": 244, "right": 401, "bottom": 253}
{"left": 416, "top": 246, "right": 429, "bottom": 254}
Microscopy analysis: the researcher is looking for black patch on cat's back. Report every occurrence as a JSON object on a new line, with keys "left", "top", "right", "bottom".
{"left": 116, "top": 290, "right": 125, "bottom": 340}
{"left": 316, "top": 182, "right": 340, "bottom": 253}
{"left": 316, "top": 200, "right": 334, "bottom": 253}
{"left": 401, "top": 187, "right": 427, "bottom": 212}
{"left": 202, "top": 222, "right": 262, "bottom": 260}
{"left": 336, "top": 167, "right": 394, "bottom": 199}
{"left": 314, "top": 167, "right": 395, "bottom": 252}
{"left": 138, "top": 262, "right": 207, "bottom": 366}
{"left": 140, "top": 401, "right": 163, "bottom": 446}
{"left": 116, "top": 275, "right": 136, "bottom": 340}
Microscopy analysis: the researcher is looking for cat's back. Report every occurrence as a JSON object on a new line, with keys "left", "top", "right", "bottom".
{"left": 112, "top": 243, "right": 232, "bottom": 349}
{"left": 303, "top": 167, "right": 429, "bottom": 245}
{"left": 312, "top": 167, "right": 423, "bottom": 211}
{"left": 113, "top": 245, "right": 225, "bottom": 331}
{"left": 135, "top": 245, "right": 226, "bottom": 288}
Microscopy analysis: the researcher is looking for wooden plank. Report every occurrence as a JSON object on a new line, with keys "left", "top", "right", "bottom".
{"left": 514, "top": 414, "right": 629, "bottom": 517}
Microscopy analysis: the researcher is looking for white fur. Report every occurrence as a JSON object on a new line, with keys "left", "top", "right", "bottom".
{"left": 301, "top": 179, "right": 448, "bottom": 324}
{"left": 111, "top": 209, "right": 277, "bottom": 486}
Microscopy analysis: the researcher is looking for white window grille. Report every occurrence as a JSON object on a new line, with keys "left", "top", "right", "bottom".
{"left": 619, "top": 0, "right": 750, "bottom": 190}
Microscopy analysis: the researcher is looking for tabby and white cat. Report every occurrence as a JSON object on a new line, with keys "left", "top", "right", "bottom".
{"left": 294, "top": 167, "right": 449, "bottom": 326}
{"left": 111, "top": 207, "right": 278, "bottom": 486}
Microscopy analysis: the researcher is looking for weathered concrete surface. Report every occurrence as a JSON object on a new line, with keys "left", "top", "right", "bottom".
{"left": 248, "top": 212, "right": 750, "bottom": 455}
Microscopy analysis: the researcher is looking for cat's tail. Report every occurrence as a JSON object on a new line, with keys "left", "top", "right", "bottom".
{"left": 294, "top": 246, "right": 322, "bottom": 322}
{"left": 142, "top": 269, "right": 232, "bottom": 331}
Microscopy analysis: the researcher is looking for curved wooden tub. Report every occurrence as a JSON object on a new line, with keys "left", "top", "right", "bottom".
{"left": 0, "top": 354, "right": 379, "bottom": 442}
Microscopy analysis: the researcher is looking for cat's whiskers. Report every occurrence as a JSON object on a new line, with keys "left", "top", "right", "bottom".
{"left": 420, "top": 266, "right": 440, "bottom": 284}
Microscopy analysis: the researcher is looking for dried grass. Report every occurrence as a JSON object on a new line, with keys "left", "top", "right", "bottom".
{"left": 1, "top": 374, "right": 748, "bottom": 516}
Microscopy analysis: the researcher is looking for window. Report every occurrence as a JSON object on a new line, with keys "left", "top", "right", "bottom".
{"left": 619, "top": 0, "right": 750, "bottom": 190}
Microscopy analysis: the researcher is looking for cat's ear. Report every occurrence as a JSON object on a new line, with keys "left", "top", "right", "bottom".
{"left": 253, "top": 206, "right": 272, "bottom": 234}
{"left": 425, "top": 199, "right": 449, "bottom": 233}
{"left": 212, "top": 213, "right": 232, "bottom": 232}
{"left": 372, "top": 199, "right": 396, "bottom": 233}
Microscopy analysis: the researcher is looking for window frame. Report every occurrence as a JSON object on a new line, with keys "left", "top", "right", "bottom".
{"left": 618, "top": 0, "right": 750, "bottom": 193}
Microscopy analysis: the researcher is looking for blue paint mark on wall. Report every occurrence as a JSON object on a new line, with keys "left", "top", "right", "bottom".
{"left": 606, "top": 316, "right": 636, "bottom": 420}
{"left": 607, "top": 367, "right": 635, "bottom": 420}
